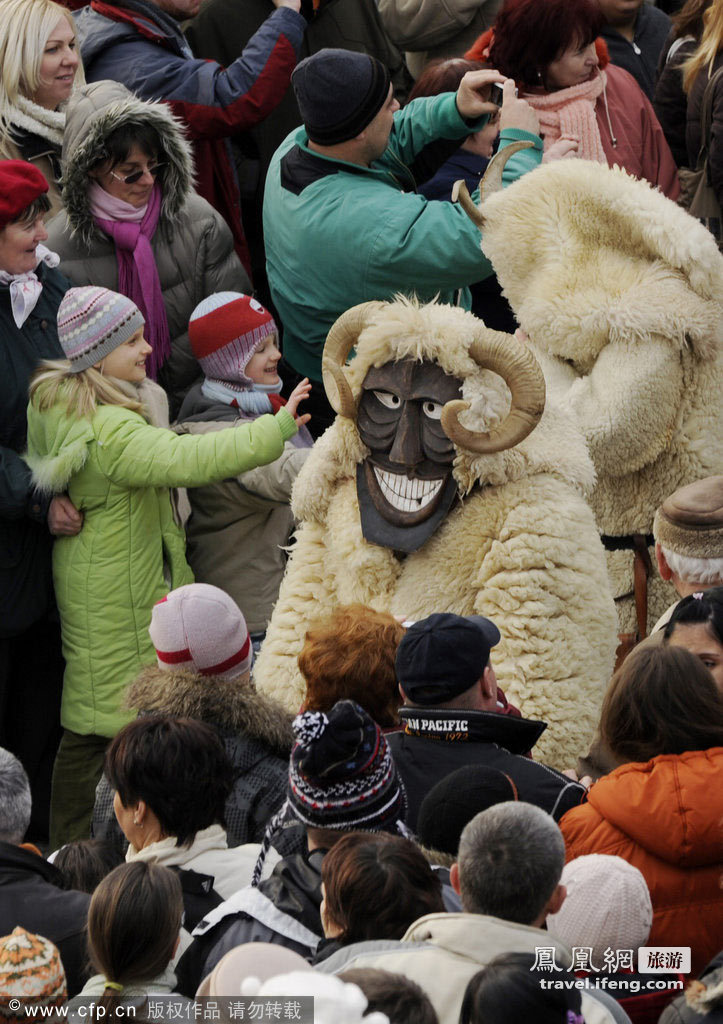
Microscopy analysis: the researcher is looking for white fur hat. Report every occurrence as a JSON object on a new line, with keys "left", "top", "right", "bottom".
{"left": 241, "top": 971, "right": 389, "bottom": 1024}
{"left": 547, "top": 854, "right": 652, "bottom": 967}
{"left": 149, "top": 583, "right": 252, "bottom": 680}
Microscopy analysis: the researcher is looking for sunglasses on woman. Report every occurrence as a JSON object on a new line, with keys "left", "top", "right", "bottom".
{"left": 109, "top": 162, "right": 164, "bottom": 185}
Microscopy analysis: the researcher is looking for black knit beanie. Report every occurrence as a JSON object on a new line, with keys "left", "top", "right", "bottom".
{"left": 292, "top": 48, "right": 391, "bottom": 145}
{"left": 417, "top": 765, "right": 518, "bottom": 856}
{"left": 288, "top": 700, "right": 407, "bottom": 832}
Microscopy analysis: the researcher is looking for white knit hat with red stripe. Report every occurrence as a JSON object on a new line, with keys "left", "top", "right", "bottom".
{"left": 188, "top": 292, "right": 277, "bottom": 390}
{"left": 149, "top": 584, "right": 252, "bottom": 680}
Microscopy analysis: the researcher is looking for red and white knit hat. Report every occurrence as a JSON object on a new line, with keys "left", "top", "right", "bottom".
{"left": 188, "top": 292, "right": 277, "bottom": 390}
{"left": 149, "top": 583, "right": 252, "bottom": 680}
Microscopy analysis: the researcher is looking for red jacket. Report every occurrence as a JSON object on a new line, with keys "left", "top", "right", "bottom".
{"left": 561, "top": 747, "right": 723, "bottom": 978}
{"left": 467, "top": 32, "right": 679, "bottom": 199}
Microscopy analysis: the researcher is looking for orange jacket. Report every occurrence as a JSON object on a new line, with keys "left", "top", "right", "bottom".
{"left": 560, "top": 747, "right": 723, "bottom": 977}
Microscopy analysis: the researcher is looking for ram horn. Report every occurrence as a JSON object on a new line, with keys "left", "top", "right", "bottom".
{"left": 440, "top": 330, "right": 546, "bottom": 454}
{"left": 321, "top": 302, "right": 387, "bottom": 418}
{"left": 452, "top": 139, "right": 536, "bottom": 228}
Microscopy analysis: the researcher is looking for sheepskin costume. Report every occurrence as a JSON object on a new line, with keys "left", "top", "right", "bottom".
{"left": 253, "top": 298, "right": 618, "bottom": 769}
{"left": 471, "top": 158, "right": 723, "bottom": 634}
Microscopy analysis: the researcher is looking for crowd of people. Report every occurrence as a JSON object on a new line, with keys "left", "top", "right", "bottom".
{"left": 1, "top": 0, "right": 722, "bottom": 1020}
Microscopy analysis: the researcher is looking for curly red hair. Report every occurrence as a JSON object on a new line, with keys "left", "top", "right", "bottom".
{"left": 298, "top": 605, "right": 404, "bottom": 728}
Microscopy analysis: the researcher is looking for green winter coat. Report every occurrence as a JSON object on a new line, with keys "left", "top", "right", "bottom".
{"left": 26, "top": 387, "right": 296, "bottom": 738}
{"left": 263, "top": 90, "right": 542, "bottom": 381}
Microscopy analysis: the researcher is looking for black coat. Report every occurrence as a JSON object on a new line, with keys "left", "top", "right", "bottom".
{"left": 601, "top": 3, "right": 671, "bottom": 100}
{"left": 387, "top": 707, "right": 586, "bottom": 832}
{"left": 686, "top": 50, "right": 723, "bottom": 205}
{"left": 0, "top": 841, "right": 90, "bottom": 996}
{"left": 654, "top": 32, "right": 697, "bottom": 167}
{"left": 0, "top": 264, "right": 69, "bottom": 637}
{"left": 175, "top": 848, "right": 326, "bottom": 996}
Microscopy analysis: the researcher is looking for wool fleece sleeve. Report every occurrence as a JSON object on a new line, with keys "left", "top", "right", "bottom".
{"left": 94, "top": 407, "right": 296, "bottom": 488}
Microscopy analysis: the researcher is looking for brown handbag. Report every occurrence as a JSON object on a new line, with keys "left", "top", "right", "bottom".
{"left": 680, "top": 65, "right": 723, "bottom": 247}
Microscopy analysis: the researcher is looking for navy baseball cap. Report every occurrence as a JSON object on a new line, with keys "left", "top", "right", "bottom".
{"left": 395, "top": 612, "right": 501, "bottom": 705}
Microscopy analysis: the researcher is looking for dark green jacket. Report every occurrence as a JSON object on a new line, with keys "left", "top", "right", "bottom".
{"left": 0, "top": 264, "right": 69, "bottom": 637}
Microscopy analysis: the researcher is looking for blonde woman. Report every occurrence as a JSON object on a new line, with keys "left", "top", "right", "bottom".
{"left": 685, "top": 0, "right": 723, "bottom": 205}
{"left": 0, "top": 0, "right": 84, "bottom": 214}
{"left": 26, "top": 285, "right": 310, "bottom": 847}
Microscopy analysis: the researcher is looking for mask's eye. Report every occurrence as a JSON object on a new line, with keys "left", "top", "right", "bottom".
{"left": 373, "top": 390, "right": 401, "bottom": 409}
{"left": 422, "top": 400, "right": 443, "bottom": 420}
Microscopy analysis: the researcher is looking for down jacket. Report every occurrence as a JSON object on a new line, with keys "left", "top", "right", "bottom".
{"left": 560, "top": 747, "right": 723, "bottom": 978}
{"left": 46, "top": 81, "right": 250, "bottom": 415}
{"left": 25, "top": 386, "right": 297, "bottom": 738}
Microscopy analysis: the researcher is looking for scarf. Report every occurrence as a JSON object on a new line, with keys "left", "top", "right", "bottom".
{"left": 523, "top": 71, "right": 607, "bottom": 163}
{"left": 201, "top": 377, "right": 283, "bottom": 415}
{"left": 92, "top": 182, "right": 170, "bottom": 379}
{"left": 7, "top": 95, "right": 65, "bottom": 150}
{"left": 0, "top": 245, "right": 60, "bottom": 327}
{"left": 201, "top": 378, "right": 313, "bottom": 448}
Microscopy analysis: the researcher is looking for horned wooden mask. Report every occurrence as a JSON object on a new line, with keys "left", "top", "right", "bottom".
{"left": 321, "top": 303, "right": 546, "bottom": 553}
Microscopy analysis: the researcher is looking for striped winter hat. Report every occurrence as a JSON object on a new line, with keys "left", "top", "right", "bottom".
{"left": 188, "top": 292, "right": 277, "bottom": 390}
{"left": 288, "top": 700, "right": 407, "bottom": 832}
{"left": 58, "top": 286, "right": 145, "bottom": 373}
{"left": 149, "top": 583, "right": 253, "bottom": 680}
{"left": 0, "top": 928, "right": 67, "bottom": 1024}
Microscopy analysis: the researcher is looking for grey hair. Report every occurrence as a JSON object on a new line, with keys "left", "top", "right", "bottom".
{"left": 457, "top": 802, "right": 565, "bottom": 925}
{"left": 660, "top": 546, "right": 723, "bottom": 586}
{"left": 0, "top": 747, "right": 32, "bottom": 844}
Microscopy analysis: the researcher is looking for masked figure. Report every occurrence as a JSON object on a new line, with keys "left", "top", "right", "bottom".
{"left": 253, "top": 296, "right": 618, "bottom": 769}
{"left": 455, "top": 150, "right": 723, "bottom": 648}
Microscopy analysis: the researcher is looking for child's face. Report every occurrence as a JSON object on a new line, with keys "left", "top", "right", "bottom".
{"left": 99, "top": 328, "right": 152, "bottom": 382}
{"left": 245, "top": 333, "right": 282, "bottom": 385}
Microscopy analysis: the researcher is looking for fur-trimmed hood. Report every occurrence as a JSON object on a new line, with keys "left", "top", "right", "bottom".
{"left": 60, "top": 80, "right": 194, "bottom": 248}
{"left": 126, "top": 665, "right": 295, "bottom": 757}
{"left": 293, "top": 297, "right": 595, "bottom": 523}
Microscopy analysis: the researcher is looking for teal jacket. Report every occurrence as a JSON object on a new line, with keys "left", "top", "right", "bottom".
{"left": 26, "top": 389, "right": 296, "bottom": 738}
{"left": 263, "top": 91, "right": 542, "bottom": 380}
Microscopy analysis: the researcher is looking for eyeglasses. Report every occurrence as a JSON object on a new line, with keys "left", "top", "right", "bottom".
{"left": 108, "top": 162, "right": 164, "bottom": 185}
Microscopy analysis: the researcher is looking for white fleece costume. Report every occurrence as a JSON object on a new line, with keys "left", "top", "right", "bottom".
{"left": 472, "top": 160, "right": 723, "bottom": 634}
{"left": 253, "top": 299, "right": 618, "bottom": 768}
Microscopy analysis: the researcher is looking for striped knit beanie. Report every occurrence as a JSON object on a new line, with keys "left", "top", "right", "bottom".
{"left": 189, "top": 292, "right": 277, "bottom": 390}
{"left": 149, "top": 584, "right": 252, "bottom": 680}
{"left": 288, "top": 700, "right": 407, "bottom": 832}
{"left": 0, "top": 928, "right": 67, "bottom": 1024}
{"left": 57, "top": 286, "right": 145, "bottom": 373}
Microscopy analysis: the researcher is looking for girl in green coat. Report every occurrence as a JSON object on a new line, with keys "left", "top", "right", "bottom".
{"left": 26, "top": 285, "right": 310, "bottom": 846}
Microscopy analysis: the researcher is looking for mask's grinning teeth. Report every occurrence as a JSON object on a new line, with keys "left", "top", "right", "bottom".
{"left": 373, "top": 467, "right": 444, "bottom": 513}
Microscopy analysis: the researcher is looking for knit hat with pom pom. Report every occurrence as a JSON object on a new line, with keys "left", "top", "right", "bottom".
{"left": 188, "top": 292, "right": 277, "bottom": 390}
{"left": 288, "top": 700, "right": 407, "bottom": 832}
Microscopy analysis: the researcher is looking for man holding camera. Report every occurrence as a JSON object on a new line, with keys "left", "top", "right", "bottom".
{"left": 263, "top": 48, "right": 543, "bottom": 435}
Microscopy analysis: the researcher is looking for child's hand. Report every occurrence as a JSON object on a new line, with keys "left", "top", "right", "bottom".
{"left": 286, "top": 378, "right": 312, "bottom": 427}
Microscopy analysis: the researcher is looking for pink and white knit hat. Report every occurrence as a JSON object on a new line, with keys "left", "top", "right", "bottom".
{"left": 58, "top": 286, "right": 145, "bottom": 373}
{"left": 188, "top": 292, "right": 277, "bottom": 390}
{"left": 149, "top": 583, "right": 253, "bottom": 680}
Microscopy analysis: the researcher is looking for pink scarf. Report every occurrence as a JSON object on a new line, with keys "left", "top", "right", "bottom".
{"left": 91, "top": 182, "right": 171, "bottom": 379}
{"left": 523, "top": 71, "right": 607, "bottom": 163}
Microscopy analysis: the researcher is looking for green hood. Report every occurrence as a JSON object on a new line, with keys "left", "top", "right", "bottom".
{"left": 25, "top": 387, "right": 94, "bottom": 494}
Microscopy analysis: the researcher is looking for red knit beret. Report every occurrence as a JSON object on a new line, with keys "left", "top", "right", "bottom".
{"left": 0, "top": 161, "right": 50, "bottom": 229}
